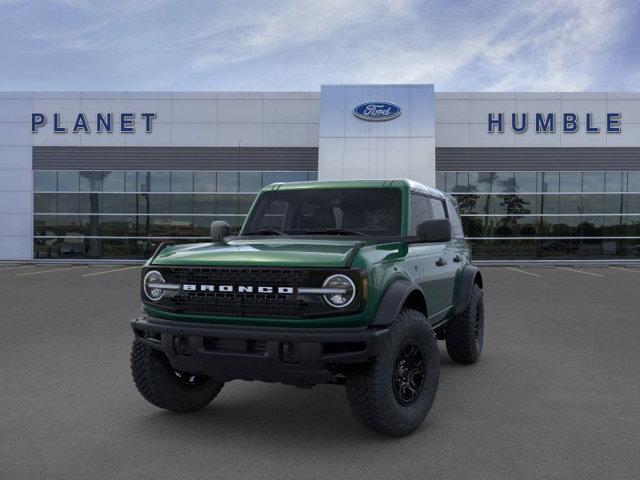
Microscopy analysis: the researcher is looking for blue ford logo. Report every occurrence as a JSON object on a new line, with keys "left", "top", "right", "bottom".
{"left": 353, "top": 102, "right": 402, "bottom": 122}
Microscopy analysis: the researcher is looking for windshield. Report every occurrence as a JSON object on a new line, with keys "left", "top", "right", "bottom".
{"left": 242, "top": 188, "right": 402, "bottom": 236}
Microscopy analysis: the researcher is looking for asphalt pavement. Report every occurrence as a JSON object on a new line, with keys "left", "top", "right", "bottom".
{"left": 1, "top": 264, "right": 639, "bottom": 479}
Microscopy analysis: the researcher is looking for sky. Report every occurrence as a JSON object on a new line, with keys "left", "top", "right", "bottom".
{"left": 0, "top": 0, "right": 638, "bottom": 92}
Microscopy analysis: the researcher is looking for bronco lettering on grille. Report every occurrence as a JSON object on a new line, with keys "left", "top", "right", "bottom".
{"left": 181, "top": 284, "right": 295, "bottom": 294}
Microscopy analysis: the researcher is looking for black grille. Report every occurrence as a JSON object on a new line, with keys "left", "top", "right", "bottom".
{"left": 145, "top": 266, "right": 361, "bottom": 319}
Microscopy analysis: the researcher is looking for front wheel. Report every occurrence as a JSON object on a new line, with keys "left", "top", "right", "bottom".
{"left": 131, "top": 340, "right": 224, "bottom": 413}
{"left": 345, "top": 309, "right": 439, "bottom": 436}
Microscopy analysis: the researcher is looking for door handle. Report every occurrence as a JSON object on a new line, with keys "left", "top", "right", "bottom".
{"left": 453, "top": 255, "right": 462, "bottom": 263}
{"left": 435, "top": 257, "right": 447, "bottom": 267}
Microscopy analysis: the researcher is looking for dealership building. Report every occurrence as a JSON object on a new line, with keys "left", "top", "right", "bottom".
{"left": 1, "top": 84, "right": 639, "bottom": 262}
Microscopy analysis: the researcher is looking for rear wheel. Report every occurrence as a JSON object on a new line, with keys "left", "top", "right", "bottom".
{"left": 131, "top": 340, "right": 224, "bottom": 413}
{"left": 345, "top": 309, "right": 439, "bottom": 436}
{"left": 445, "top": 283, "right": 484, "bottom": 363}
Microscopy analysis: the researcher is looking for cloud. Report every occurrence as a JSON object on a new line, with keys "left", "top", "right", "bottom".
{"left": 0, "top": 0, "right": 636, "bottom": 91}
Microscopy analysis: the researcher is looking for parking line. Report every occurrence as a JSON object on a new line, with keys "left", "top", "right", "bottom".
{"left": 0, "top": 265, "right": 34, "bottom": 272}
{"left": 556, "top": 266, "right": 606, "bottom": 278}
{"left": 506, "top": 267, "right": 542, "bottom": 278}
{"left": 17, "top": 266, "right": 87, "bottom": 276}
{"left": 82, "top": 266, "right": 140, "bottom": 277}
{"left": 609, "top": 266, "right": 640, "bottom": 274}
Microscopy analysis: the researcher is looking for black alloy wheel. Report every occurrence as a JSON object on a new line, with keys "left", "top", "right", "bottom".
{"left": 392, "top": 341, "right": 426, "bottom": 406}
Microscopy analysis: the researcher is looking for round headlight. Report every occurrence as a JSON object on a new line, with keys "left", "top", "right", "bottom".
{"left": 143, "top": 270, "right": 165, "bottom": 302}
{"left": 322, "top": 274, "right": 356, "bottom": 308}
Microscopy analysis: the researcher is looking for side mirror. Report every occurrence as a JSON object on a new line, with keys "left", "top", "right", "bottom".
{"left": 210, "top": 220, "right": 230, "bottom": 243}
{"left": 417, "top": 219, "right": 451, "bottom": 243}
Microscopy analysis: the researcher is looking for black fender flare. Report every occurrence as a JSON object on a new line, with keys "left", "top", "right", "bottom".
{"left": 454, "top": 265, "right": 483, "bottom": 316}
{"left": 369, "top": 279, "right": 427, "bottom": 326}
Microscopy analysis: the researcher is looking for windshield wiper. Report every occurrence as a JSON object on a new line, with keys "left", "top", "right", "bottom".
{"left": 303, "top": 228, "right": 366, "bottom": 236}
{"left": 244, "top": 229, "right": 289, "bottom": 236}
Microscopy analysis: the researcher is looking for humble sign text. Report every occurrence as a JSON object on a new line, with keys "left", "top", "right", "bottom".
{"left": 488, "top": 112, "right": 621, "bottom": 134}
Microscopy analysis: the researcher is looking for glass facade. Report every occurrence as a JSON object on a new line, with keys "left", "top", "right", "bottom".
{"left": 33, "top": 168, "right": 640, "bottom": 261}
{"left": 436, "top": 171, "right": 640, "bottom": 260}
{"left": 33, "top": 170, "right": 317, "bottom": 259}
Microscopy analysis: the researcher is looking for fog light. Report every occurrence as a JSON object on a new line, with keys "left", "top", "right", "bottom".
{"left": 280, "top": 341, "right": 299, "bottom": 363}
{"left": 173, "top": 335, "right": 190, "bottom": 355}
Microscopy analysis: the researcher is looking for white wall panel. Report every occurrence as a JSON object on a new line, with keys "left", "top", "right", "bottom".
{"left": 318, "top": 87, "right": 345, "bottom": 137}
{"left": 80, "top": 98, "right": 127, "bottom": 115}
{"left": 309, "top": 99, "right": 320, "bottom": 123}
{"left": 0, "top": 99, "right": 33, "bottom": 122}
{"left": 0, "top": 146, "right": 31, "bottom": 170}
{"left": 171, "top": 124, "right": 217, "bottom": 146}
{"left": 469, "top": 99, "right": 516, "bottom": 124}
{"left": 435, "top": 124, "right": 469, "bottom": 147}
{"left": 515, "top": 92, "right": 562, "bottom": 100}
{"left": 317, "top": 138, "right": 344, "bottom": 180}
{"left": 217, "top": 92, "right": 263, "bottom": 100}
{"left": 0, "top": 214, "right": 32, "bottom": 237}
{"left": 561, "top": 98, "right": 607, "bottom": 120}
{"left": 171, "top": 99, "right": 217, "bottom": 123}
{"left": 263, "top": 124, "right": 308, "bottom": 147}
{"left": 125, "top": 99, "right": 171, "bottom": 123}
{"left": 263, "top": 100, "right": 309, "bottom": 123}
{"left": 217, "top": 124, "right": 262, "bottom": 146}
{"left": 308, "top": 124, "right": 319, "bottom": 147}
{"left": 342, "top": 137, "right": 371, "bottom": 179}
{"left": 218, "top": 100, "right": 262, "bottom": 123}
{"left": 80, "top": 126, "right": 127, "bottom": 146}
{"left": 435, "top": 99, "right": 468, "bottom": 124}
{"left": 514, "top": 98, "right": 563, "bottom": 115}
{"left": 469, "top": 123, "right": 515, "bottom": 147}
{"left": 32, "top": 124, "right": 81, "bottom": 146}
{"left": 0, "top": 237, "right": 32, "bottom": 260}
{"left": 410, "top": 137, "right": 436, "bottom": 186}
{"left": 125, "top": 92, "right": 171, "bottom": 100}
{"left": 0, "top": 170, "right": 31, "bottom": 191}
{"left": 171, "top": 92, "right": 217, "bottom": 100}
{"left": 383, "top": 137, "right": 412, "bottom": 178}
{"left": 123, "top": 124, "right": 171, "bottom": 146}
{"left": 33, "top": 98, "right": 82, "bottom": 120}
{"left": 606, "top": 124, "right": 640, "bottom": 146}
{"left": 263, "top": 92, "right": 309, "bottom": 100}
{"left": 560, "top": 128, "right": 607, "bottom": 147}
{"left": 606, "top": 99, "right": 640, "bottom": 123}
{"left": 514, "top": 130, "right": 561, "bottom": 148}
{"left": 0, "top": 124, "right": 33, "bottom": 146}
{"left": 0, "top": 192, "right": 31, "bottom": 214}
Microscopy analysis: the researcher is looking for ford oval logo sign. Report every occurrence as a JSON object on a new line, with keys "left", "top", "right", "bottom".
{"left": 353, "top": 102, "right": 401, "bottom": 122}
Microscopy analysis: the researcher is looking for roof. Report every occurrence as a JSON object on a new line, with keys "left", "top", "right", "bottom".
{"left": 262, "top": 178, "right": 446, "bottom": 198}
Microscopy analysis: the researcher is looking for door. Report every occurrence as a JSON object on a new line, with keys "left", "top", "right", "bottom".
{"left": 425, "top": 197, "right": 457, "bottom": 319}
{"left": 409, "top": 194, "right": 456, "bottom": 323}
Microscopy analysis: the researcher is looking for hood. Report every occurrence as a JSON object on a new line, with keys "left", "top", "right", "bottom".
{"left": 150, "top": 237, "right": 365, "bottom": 268}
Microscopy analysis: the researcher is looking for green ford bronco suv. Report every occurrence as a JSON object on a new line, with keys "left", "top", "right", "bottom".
{"left": 131, "top": 179, "right": 484, "bottom": 436}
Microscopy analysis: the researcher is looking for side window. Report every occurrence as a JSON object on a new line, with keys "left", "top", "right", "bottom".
{"left": 430, "top": 198, "right": 447, "bottom": 219}
{"left": 410, "top": 194, "right": 432, "bottom": 234}
{"left": 446, "top": 198, "right": 464, "bottom": 238}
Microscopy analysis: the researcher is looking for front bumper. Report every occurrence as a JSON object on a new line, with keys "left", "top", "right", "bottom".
{"left": 131, "top": 316, "right": 389, "bottom": 387}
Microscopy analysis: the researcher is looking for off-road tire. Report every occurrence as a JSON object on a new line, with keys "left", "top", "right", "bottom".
{"left": 345, "top": 309, "right": 439, "bottom": 436}
{"left": 445, "top": 283, "right": 484, "bottom": 363}
{"left": 131, "top": 339, "right": 224, "bottom": 413}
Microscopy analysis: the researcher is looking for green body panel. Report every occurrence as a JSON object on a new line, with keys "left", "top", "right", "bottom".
{"left": 143, "top": 179, "right": 472, "bottom": 328}
{"left": 152, "top": 238, "right": 361, "bottom": 268}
